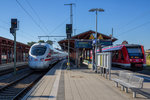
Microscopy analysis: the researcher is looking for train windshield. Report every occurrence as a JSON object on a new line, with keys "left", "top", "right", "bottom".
{"left": 126, "top": 47, "right": 143, "bottom": 58}
{"left": 31, "top": 46, "right": 47, "bottom": 56}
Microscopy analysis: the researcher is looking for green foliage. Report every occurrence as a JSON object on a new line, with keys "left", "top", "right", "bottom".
{"left": 148, "top": 55, "right": 150, "bottom": 59}
{"left": 146, "top": 54, "right": 150, "bottom": 65}
{"left": 27, "top": 41, "right": 36, "bottom": 46}
{"left": 27, "top": 40, "right": 53, "bottom": 46}
{"left": 147, "top": 54, "right": 150, "bottom": 59}
{"left": 38, "top": 40, "right": 45, "bottom": 43}
{"left": 46, "top": 40, "right": 53, "bottom": 45}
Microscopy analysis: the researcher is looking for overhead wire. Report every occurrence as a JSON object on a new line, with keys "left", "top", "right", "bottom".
{"left": 116, "top": 10, "right": 150, "bottom": 38}
{"left": 0, "top": 23, "right": 37, "bottom": 43}
{"left": 17, "top": 0, "right": 70, "bottom": 42}
{"left": 16, "top": 0, "right": 48, "bottom": 35}
{"left": 0, "top": 19, "right": 9, "bottom": 26}
{"left": 25, "top": 0, "right": 50, "bottom": 34}
{"left": 16, "top": 0, "right": 74, "bottom": 43}
{"left": 117, "top": 21, "right": 150, "bottom": 37}
{"left": 118, "top": 11, "right": 150, "bottom": 30}
{"left": 0, "top": 19, "right": 37, "bottom": 41}
{"left": 0, "top": 25, "right": 9, "bottom": 31}
{"left": 50, "top": 17, "right": 70, "bottom": 34}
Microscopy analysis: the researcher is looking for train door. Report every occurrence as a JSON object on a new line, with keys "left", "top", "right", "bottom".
{"left": 112, "top": 50, "right": 119, "bottom": 63}
{"left": 118, "top": 50, "right": 124, "bottom": 63}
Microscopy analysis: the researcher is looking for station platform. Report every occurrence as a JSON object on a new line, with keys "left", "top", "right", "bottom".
{"left": 0, "top": 62, "right": 28, "bottom": 71}
{"left": 23, "top": 60, "right": 149, "bottom": 100}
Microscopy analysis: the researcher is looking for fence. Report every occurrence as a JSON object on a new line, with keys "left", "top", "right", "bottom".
{"left": 96, "top": 52, "right": 112, "bottom": 80}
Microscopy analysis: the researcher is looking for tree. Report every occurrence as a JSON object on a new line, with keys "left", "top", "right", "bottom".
{"left": 122, "top": 40, "right": 128, "bottom": 44}
{"left": 27, "top": 40, "right": 53, "bottom": 46}
{"left": 38, "top": 40, "right": 45, "bottom": 43}
{"left": 27, "top": 41, "right": 36, "bottom": 46}
{"left": 46, "top": 40, "right": 53, "bottom": 45}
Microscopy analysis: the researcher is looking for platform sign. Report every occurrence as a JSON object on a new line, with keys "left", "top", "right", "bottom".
{"left": 98, "top": 40, "right": 112, "bottom": 46}
{"left": 75, "top": 41, "right": 92, "bottom": 48}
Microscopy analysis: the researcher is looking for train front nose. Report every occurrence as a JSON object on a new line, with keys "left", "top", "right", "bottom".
{"left": 28, "top": 57, "right": 49, "bottom": 69}
{"left": 28, "top": 57, "right": 43, "bottom": 68}
{"left": 29, "top": 61, "right": 43, "bottom": 68}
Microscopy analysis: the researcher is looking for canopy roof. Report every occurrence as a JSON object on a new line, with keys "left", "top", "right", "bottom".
{"left": 58, "top": 30, "right": 118, "bottom": 51}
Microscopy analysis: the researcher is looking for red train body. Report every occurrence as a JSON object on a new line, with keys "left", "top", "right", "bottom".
{"left": 102, "top": 44, "right": 146, "bottom": 70}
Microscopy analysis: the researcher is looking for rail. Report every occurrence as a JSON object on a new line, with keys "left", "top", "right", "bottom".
{"left": 0, "top": 69, "right": 46, "bottom": 100}
{"left": 96, "top": 52, "right": 112, "bottom": 80}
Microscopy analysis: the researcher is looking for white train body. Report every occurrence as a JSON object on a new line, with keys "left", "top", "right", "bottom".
{"left": 28, "top": 43, "right": 67, "bottom": 69}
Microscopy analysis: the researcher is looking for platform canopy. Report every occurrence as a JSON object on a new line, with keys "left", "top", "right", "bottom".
{"left": 58, "top": 30, "right": 117, "bottom": 52}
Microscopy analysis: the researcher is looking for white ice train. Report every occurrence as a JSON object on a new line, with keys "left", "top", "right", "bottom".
{"left": 28, "top": 43, "right": 67, "bottom": 69}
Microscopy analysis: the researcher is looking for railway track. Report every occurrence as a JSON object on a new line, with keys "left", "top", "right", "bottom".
{"left": 0, "top": 65, "right": 28, "bottom": 76}
{"left": 0, "top": 69, "right": 47, "bottom": 100}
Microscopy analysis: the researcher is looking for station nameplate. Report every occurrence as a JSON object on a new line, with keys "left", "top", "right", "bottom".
{"left": 75, "top": 41, "right": 92, "bottom": 48}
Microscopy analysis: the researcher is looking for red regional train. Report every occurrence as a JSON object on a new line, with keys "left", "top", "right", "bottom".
{"left": 102, "top": 44, "right": 146, "bottom": 70}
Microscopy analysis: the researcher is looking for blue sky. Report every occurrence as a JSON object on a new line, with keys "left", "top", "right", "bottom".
{"left": 0, "top": 0, "right": 150, "bottom": 49}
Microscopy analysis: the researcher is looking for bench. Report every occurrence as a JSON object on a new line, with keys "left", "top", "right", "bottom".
{"left": 111, "top": 71, "right": 134, "bottom": 88}
{"left": 112, "top": 71, "right": 144, "bottom": 98}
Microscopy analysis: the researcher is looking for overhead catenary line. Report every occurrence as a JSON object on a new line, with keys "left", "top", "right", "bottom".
{"left": 118, "top": 21, "right": 150, "bottom": 37}
{"left": 0, "top": 19, "right": 37, "bottom": 40}
{"left": 0, "top": 25, "right": 9, "bottom": 31}
{"left": 0, "top": 25, "right": 36, "bottom": 42}
{"left": 16, "top": 0, "right": 48, "bottom": 35}
{"left": 118, "top": 10, "right": 150, "bottom": 30}
{"left": 25, "top": 0, "right": 50, "bottom": 34}
{"left": 0, "top": 19, "right": 37, "bottom": 41}
{"left": 0, "top": 19, "right": 9, "bottom": 26}
{"left": 49, "top": 17, "right": 70, "bottom": 34}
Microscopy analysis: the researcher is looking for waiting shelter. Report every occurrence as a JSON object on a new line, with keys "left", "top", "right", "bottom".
{"left": 58, "top": 30, "right": 117, "bottom": 67}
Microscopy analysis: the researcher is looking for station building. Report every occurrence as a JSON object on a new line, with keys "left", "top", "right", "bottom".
{"left": 0, "top": 36, "right": 30, "bottom": 64}
{"left": 58, "top": 30, "right": 117, "bottom": 67}
{"left": 145, "top": 49, "right": 150, "bottom": 55}
{"left": 145, "top": 49, "right": 150, "bottom": 65}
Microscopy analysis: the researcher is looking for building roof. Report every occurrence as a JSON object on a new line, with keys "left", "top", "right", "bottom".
{"left": 146, "top": 49, "right": 150, "bottom": 53}
{"left": 58, "top": 30, "right": 118, "bottom": 52}
{"left": 0, "top": 36, "right": 30, "bottom": 48}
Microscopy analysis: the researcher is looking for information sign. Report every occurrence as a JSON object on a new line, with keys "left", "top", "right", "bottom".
{"left": 98, "top": 40, "right": 112, "bottom": 46}
{"left": 75, "top": 41, "right": 92, "bottom": 48}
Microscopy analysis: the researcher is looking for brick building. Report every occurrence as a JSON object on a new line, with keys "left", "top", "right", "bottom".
{"left": 0, "top": 36, "right": 30, "bottom": 64}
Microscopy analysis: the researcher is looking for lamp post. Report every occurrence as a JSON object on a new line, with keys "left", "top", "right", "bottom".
{"left": 89, "top": 8, "right": 104, "bottom": 71}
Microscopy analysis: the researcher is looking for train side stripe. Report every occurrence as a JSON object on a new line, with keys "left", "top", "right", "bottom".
{"left": 45, "top": 58, "right": 52, "bottom": 61}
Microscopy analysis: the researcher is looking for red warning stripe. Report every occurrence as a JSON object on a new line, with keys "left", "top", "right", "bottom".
{"left": 45, "top": 58, "right": 51, "bottom": 61}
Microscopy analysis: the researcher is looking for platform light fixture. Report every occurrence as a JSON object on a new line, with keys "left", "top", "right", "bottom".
{"left": 89, "top": 8, "right": 104, "bottom": 71}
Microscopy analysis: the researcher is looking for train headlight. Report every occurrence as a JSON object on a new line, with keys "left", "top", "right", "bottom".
{"left": 130, "top": 59, "right": 132, "bottom": 62}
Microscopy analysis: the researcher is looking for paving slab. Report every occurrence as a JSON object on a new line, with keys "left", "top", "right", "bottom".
{"left": 22, "top": 61, "right": 150, "bottom": 100}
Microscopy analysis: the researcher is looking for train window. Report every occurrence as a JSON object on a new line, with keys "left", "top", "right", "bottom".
{"left": 31, "top": 46, "right": 47, "bottom": 56}
{"left": 127, "top": 47, "right": 142, "bottom": 53}
{"left": 126, "top": 47, "right": 143, "bottom": 58}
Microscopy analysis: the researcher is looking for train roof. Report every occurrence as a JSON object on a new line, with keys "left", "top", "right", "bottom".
{"left": 102, "top": 44, "right": 142, "bottom": 52}
{"left": 31, "top": 43, "right": 53, "bottom": 48}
